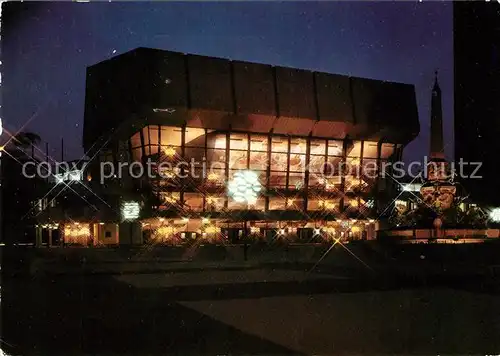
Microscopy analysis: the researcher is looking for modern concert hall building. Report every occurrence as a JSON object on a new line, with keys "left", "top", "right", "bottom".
{"left": 42, "top": 47, "right": 420, "bottom": 245}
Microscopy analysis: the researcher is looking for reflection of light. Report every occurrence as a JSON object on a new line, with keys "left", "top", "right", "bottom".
{"left": 490, "top": 208, "right": 500, "bottom": 222}
{"left": 64, "top": 223, "right": 91, "bottom": 244}
{"left": 207, "top": 172, "right": 220, "bottom": 181}
{"left": 155, "top": 226, "right": 177, "bottom": 240}
{"left": 214, "top": 138, "right": 226, "bottom": 149}
{"left": 162, "top": 194, "right": 177, "bottom": 204}
{"left": 202, "top": 217, "right": 209, "bottom": 224}
{"left": 55, "top": 170, "right": 83, "bottom": 184}
{"left": 181, "top": 217, "right": 189, "bottom": 223}
{"left": 368, "top": 219, "right": 375, "bottom": 223}
{"left": 286, "top": 199, "right": 294, "bottom": 207}
{"left": 205, "top": 225, "right": 221, "bottom": 234}
{"left": 278, "top": 229, "right": 286, "bottom": 235}
{"left": 163, "top": 146, "right": 176, "bottom": 157}
{"left": 250, "top": 227, "right": 260, "bottom": 234}
{"left": 122, "top": 201, "right": 141, "bottom": 220}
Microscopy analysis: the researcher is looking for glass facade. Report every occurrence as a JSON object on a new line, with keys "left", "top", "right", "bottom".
{"left": 127, "top": 125, "right": 400, "bottom": 214}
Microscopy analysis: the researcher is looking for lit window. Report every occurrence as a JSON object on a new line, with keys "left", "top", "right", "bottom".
{"left": 328, "top": 140, "right": 343, "bottom": 156}
{"left": 250, "top": 135, "right": 268, "bottom": 152}
{"left": 160, "top": 126, "right": 182, "bottom": 147}
{"left": 185, "top": 127, "right": 205, "bottom": 147}
{"left": 363, "top": 141, "right": 378, "bottom": 158}
{"left": 269, "top": 197, "right": 286, "bottom": 210}
{"left": 130, "top": 132, "right": 141, "bottom": 148}
{"left": 229, "top": 133, "right": 248, "bottom": 150}
{"left": 207, "top": 133, "right": 227, "bottom": 149}
{"left": 310, "top": 140, "right": 326, "bottom": 155}
{"left": 347, "top": 141, "right": 362, "bottom": 157}
{"left": 271, "top": 138, "right": 288, "bottom": 153}
{"left": 381, "top": 143, "right": 395, "bottom": 159}
{"left": 290, "top": 138, "right": 306, "bottom": 154}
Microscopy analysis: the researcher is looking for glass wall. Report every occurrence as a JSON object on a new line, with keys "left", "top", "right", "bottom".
{"left": 127, "top": 125, "right": 400, "bottom": 214}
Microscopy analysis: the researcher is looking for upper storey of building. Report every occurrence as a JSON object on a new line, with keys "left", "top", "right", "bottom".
{"left": 83, "top": 47, "right": 419, "bottom": 152}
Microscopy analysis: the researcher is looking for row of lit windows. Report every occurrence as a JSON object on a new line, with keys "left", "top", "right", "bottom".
{"left": 159, "top": 192, "right": 365, "bottom": 212}
{"left": 127, "top": 126, "right": 400, "bottom": 192}
{"left": 130, "top": 125, "right": 398, "bottom": 161}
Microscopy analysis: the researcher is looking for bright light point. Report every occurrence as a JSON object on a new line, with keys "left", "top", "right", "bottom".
{"left": 202, "top": 218, "right": 209, "bottom": 224}
{"left": 112, "top": 49, "right": 117, "bottom": 54}
{"left": 313, "top": 228, "right": 321, "bottom": 236}
{"left": 121, "top": 201, "right": 141, "bottom": 221}
{"left": 490, "top": 208, "right": 500, "bottom": 222}
{"left": 227, "top": 170, "right": 262, "bottom": 204}
{"left": 278, "top": 229, "right": 285, "bottom": 235}
{"left": 182, "top": 217, "right": 189, "bottom": 222}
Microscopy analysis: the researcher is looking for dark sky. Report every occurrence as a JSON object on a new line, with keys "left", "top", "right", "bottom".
{"left": 1, "top": 1, "right": 453, "bottom": 163}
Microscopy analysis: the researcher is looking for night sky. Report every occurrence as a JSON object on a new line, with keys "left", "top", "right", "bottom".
{"left": 2, "top": 1, "right": 453, "bottom": 164}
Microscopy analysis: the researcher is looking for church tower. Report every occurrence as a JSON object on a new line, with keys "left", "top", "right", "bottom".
{"left": 430, "top": 71, "right": 445, "bottom": 159}
{"left": 420, "top": 71, "right": 457, "bottom": 211}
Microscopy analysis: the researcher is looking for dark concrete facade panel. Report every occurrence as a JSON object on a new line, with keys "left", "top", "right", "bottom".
{"left": 315, "top": 72, "right": 353, "bottom": 123}
{"left": 350, "top": 77, "right": 382, "bottom": 127}
{"left": 187, "top": 54, "right": 233, "bottom": 113}
{"left": 233, "top": 61, "right": 276, "bottom": 116}
{"left": 83, "top": 47, "right": 420, "bottom": 150}
{"left": 275, "top": 67, "right": 316, "bottom": 120}
{"left": 147, "top": 50, "right": 188, "bottom": 110}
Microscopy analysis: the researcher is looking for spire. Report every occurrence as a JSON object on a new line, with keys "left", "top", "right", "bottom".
{"left": 433, "top": 70, "right": 441, "bottom": 93}
{"left": 430, "top": 70, "right": 444, "bottom": 159}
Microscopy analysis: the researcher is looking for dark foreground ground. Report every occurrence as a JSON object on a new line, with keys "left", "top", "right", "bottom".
{"left": 2, "top": 243, "right": 500, "bottom": 355}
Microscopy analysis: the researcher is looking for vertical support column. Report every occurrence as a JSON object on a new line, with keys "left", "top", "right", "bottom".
{"left": 375, "top": 141, "right": 382, "bottom": 214}
{"left": 285, "top": 136, "right": 291, "bottom": 191}
{"left": 303, "top": 135, "right": 311, "bottom": 213}
{"left": 180, "top": 125, "right": 186, "bottom": 206}
{"left": 203, "top": 128, "right": 208, "bottom": 212}
{"left": 340, "top": 139, "right": 348, "bottom": 213}
{"left": 246, "top": 133, "right": 251, "bottom": 169}
{"left": 265, "top": 132, "right": 272, "bottom": 212}
{"left": 35, "top": 227, "right": 42, "bottom": 247}
{"left": 358, "top": 141, "right": 364, "bottom": 211}
{"left": 224, "top": 130, "right": 230, "bottom": 209}
{"left": 48, "top": 228, "right": 53, "bottom": 248}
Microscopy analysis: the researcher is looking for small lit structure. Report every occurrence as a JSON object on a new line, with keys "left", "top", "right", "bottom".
{"left": 121, "top": 201, "right": 140, "bottom": 221}
{"left": 489, "top": 208, "right": 500, "bottom": 222}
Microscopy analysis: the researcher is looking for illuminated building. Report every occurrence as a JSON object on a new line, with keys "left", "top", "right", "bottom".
{"left": 77, "top": 47, "right": 420, "bottom": 244}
